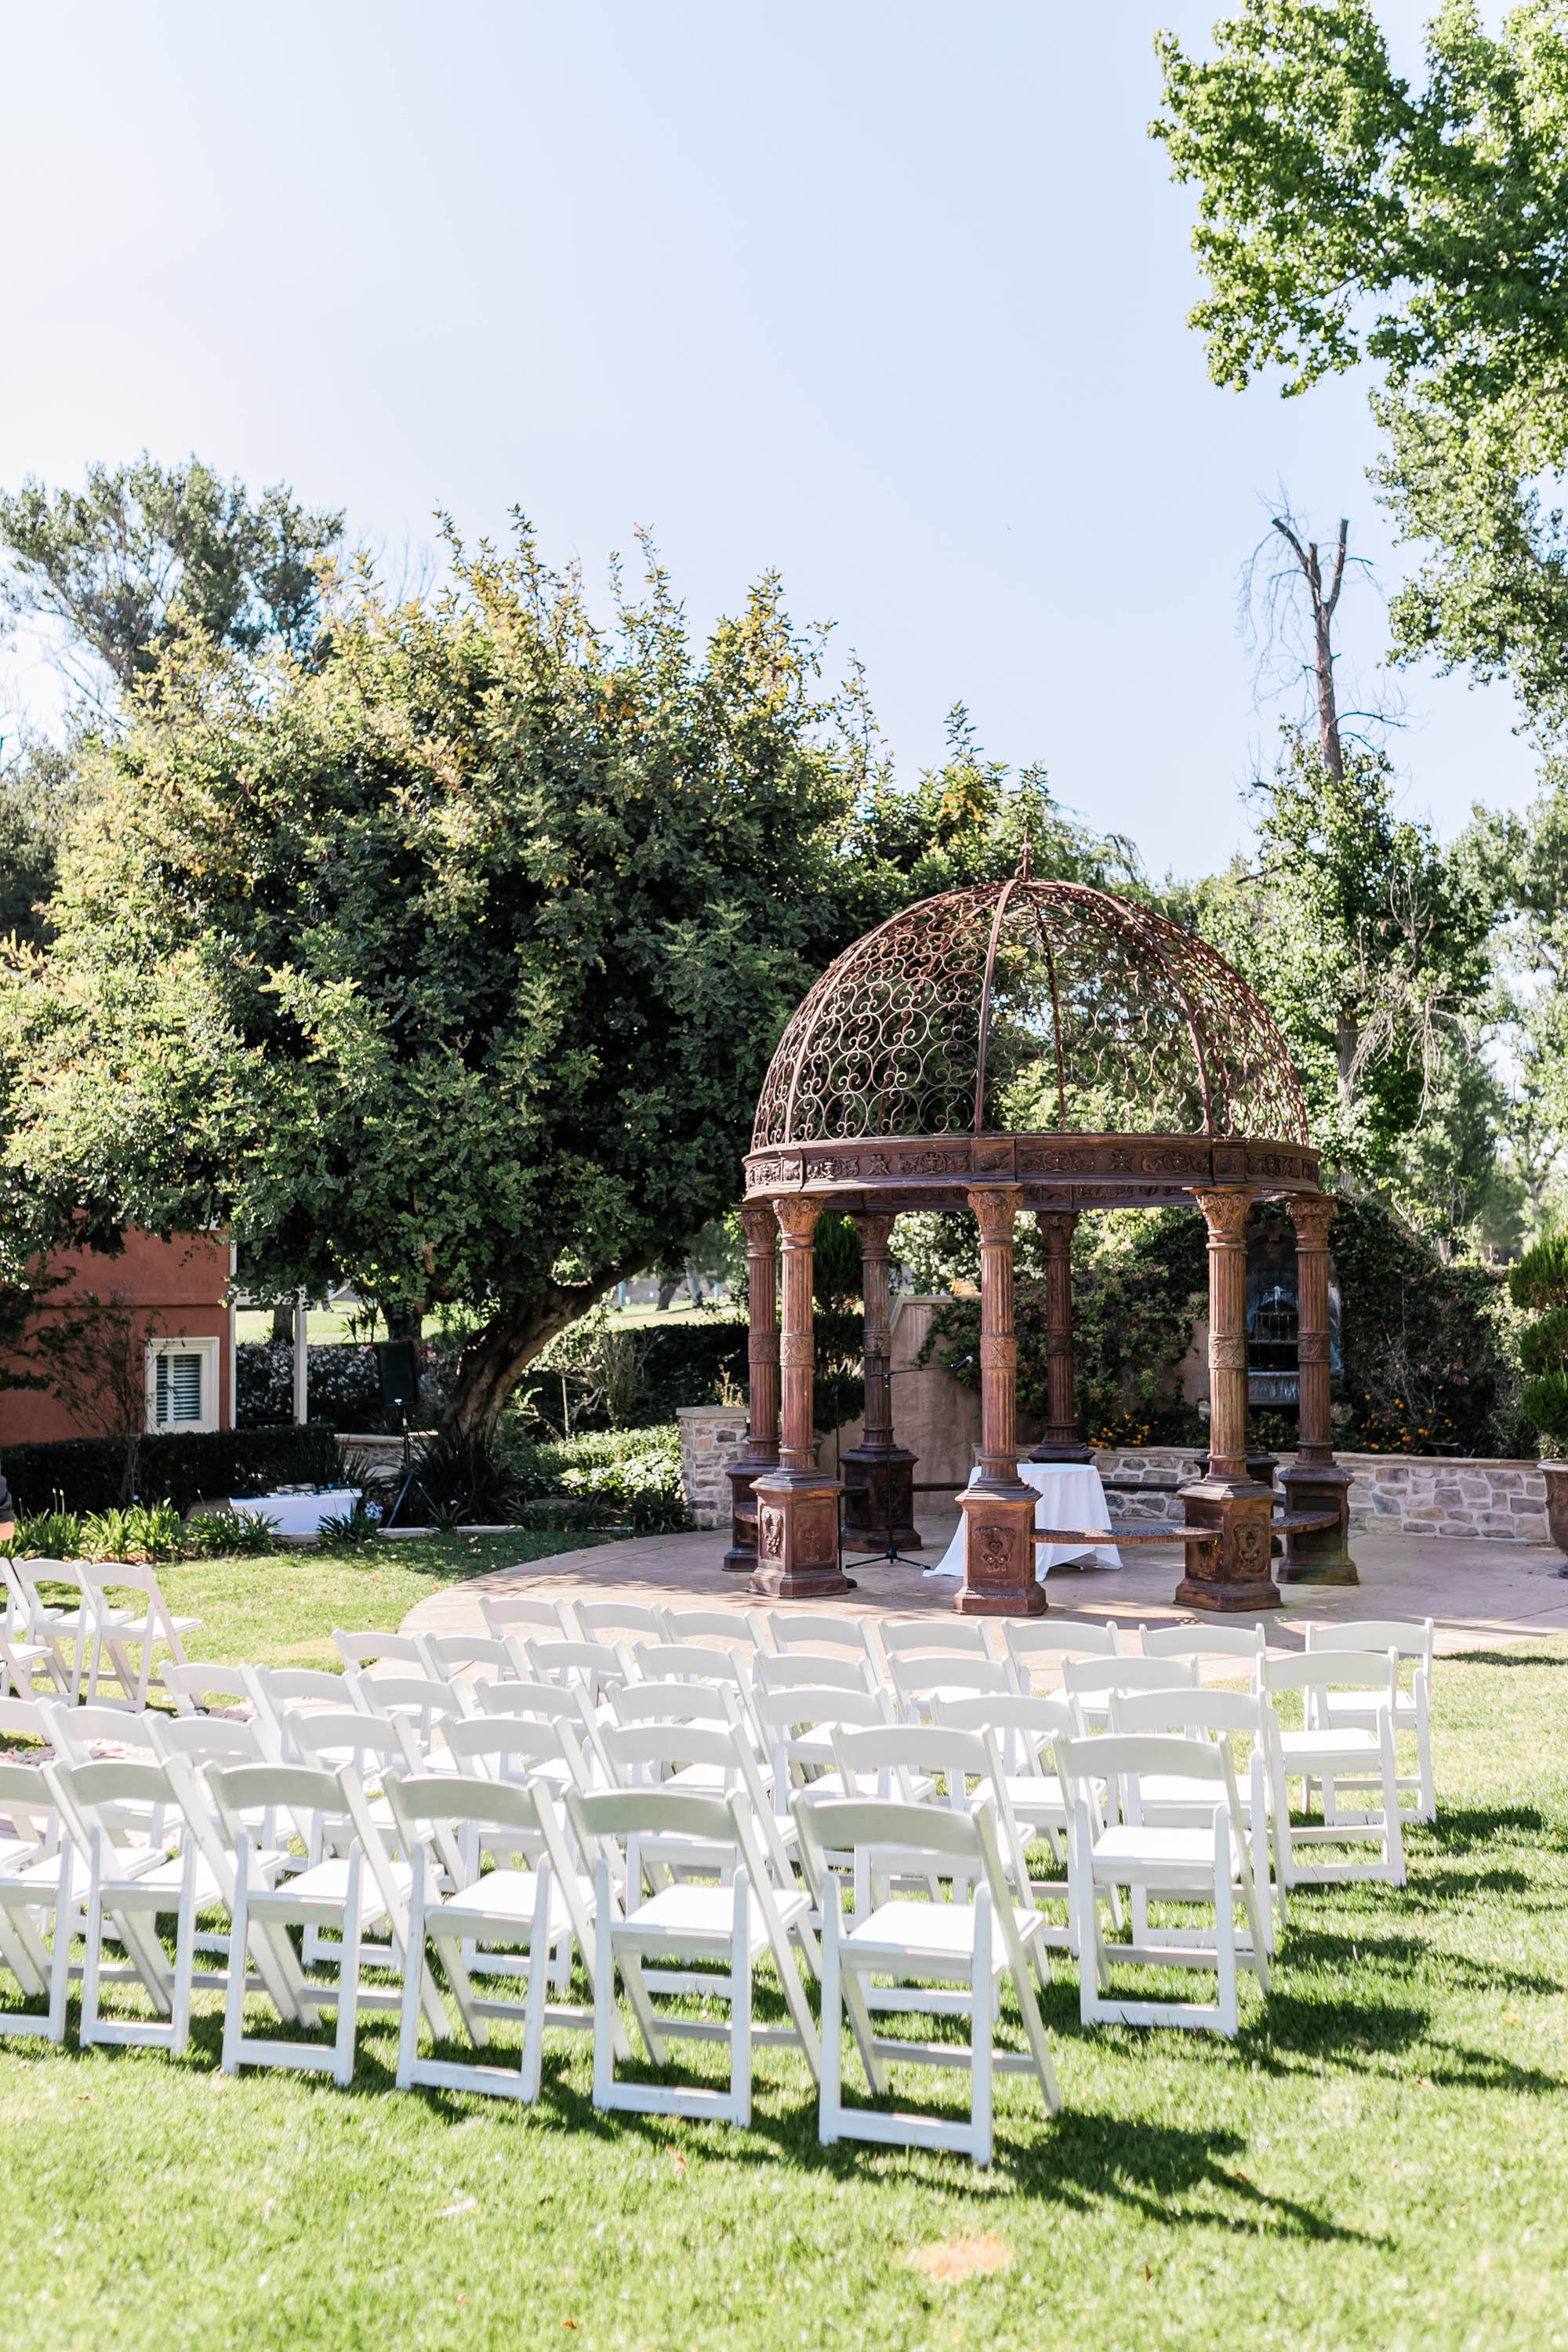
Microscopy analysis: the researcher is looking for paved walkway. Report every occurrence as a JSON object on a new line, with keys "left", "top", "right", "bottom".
{"left": 401, "top": 1513, "right": 1568, "bottom": 1655}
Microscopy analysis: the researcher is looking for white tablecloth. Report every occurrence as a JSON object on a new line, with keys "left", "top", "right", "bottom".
{"left": 926, "top": 1461, "right": 1121, "bottom": 1578}
{"left": 227, "top": 1489, "right": 363, "bottom": 1537}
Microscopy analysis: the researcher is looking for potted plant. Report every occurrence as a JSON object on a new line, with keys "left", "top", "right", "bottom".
{"left": 1509, "top": 1231, "right": 1568, "bottom": 1559}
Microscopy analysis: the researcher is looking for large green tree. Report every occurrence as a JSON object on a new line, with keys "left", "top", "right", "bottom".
{"left": 0, "top": 527, "right": 899, "bottom": 1439}
{"left": 0, "top": 454, "right": 344, "bottom": 706}
{"left": 1154, "top": 0, "right": 1568, "bottom": 731}
{"left": 1187, "top": 725, "right": 1498, "bottom": 1239}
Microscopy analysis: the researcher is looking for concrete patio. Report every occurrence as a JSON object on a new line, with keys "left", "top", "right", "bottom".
{"left": 403, "top": 1513, "right": 1568, "bottom": 1656}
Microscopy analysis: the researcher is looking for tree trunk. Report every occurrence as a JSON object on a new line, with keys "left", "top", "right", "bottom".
{"left": 270, "top": 1302, "right": 295, "bottom": 1345}
{"left": 438, "top": 1290, "right": 593, "bottom": 1443}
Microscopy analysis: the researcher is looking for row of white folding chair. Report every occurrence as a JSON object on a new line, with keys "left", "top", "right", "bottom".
{"left": 1054, "top": 1733, "right": 1269, "bottom": 2037}
{"left": 1257, "top": 1648, "right": 1407, "bottom": 1885}
{"left": 1304, "top": 1617, "right": 1435, "bottom": 1824}
{"left": 3, "top": 1558, "right": 201, "bottom": 1710}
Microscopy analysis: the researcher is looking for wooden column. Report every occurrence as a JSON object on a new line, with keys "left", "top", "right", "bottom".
{"left": 724, "top": 1204, "right": 780, "bottom": 1573}
{"left": 1278, "top": 1193, "right": 1357, "bottom": 1583}
{"left": 1175, "top": 1188, "right": 1280, "bottom": 1613}
{"left": 750, "top": 1196, "right": 848, "bottom": 1599}
{"left": 840, "top": 1212, "right": 920, "bottom": 1550}
{"left": 1028, "top": 1210, "right": 1092, "bottom": 1462}
{"left": 956, "top": 1185, "right": 1045, "bottom": 1617}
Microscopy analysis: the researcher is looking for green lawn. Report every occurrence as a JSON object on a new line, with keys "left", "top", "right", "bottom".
{"left": 137, "top": 1532, "right": 608, "bottom": 1670}
{"left": 1, "top": 1617, "right": 1565, "bottom": 2350}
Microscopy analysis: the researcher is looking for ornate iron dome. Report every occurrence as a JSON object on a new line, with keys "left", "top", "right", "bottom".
{"left": 746, "top": 878, "right": 1319, "bottom": 1212}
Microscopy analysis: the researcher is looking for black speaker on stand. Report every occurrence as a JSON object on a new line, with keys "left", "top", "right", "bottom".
{"left": 376, "top": 1340, "right": 436, "bottom": 1530}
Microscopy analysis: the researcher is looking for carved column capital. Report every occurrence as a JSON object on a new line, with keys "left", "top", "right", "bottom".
{"left": 967, "top": 1184, "right": 1022, "bottom": 1240}
{"left": 772, "top": 1195, "right": 823, "bottom": 1244}
{"left": 739, "top": 1202, "right": 779, "bottom": 1252}
{"left": 1033, "top": 1209, "right": 1079, "bottom": 1254}
{"left": 1287, "top": 1193, "right": 1336, "bottom": 1248}
{"left": 851, "top": 1210, "right": 895, "bottom": 1254}
{"left": 1192, "top": 1187, "right": 1254, "bottom": 1241}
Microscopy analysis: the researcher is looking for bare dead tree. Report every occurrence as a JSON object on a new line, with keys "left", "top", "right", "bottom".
{"left": 1270, "top": 513, "right": 1349, "bottom": 781}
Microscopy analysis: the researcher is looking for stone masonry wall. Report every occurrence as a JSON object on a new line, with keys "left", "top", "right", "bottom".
{"left": 1336, "top": 1453, "right": 1548, "bottom": 1542}
{"left": 1092, "top": 1448, "right": 1201, "bottom": 1529}
{"left": 677, "top": 1403, "right": 750, "bottom": 1530}
{"left": 1091, "top": 1444, "right": 1548, "bottom": 1543}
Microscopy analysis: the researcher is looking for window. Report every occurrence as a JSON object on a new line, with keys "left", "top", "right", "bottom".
{"left": 146, "top": 1337, "right": 219, "bottom": 1434}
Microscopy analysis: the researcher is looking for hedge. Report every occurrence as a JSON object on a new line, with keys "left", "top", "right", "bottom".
{"left": 0, "top": 1424, "right": 343, "bottom": 1516}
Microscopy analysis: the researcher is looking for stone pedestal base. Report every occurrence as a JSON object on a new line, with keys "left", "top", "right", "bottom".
{"left": 1277, "top": 1461, "right": 1358, "bottom": 1584}
{"left": 840, "top": 1444, "right": 920, "bottom": 1551}
{"left": 954, "top": 1482, "right": 1047, "bottom": 1617}
{"left": 1026, "top": 1439, "right": 1095, "bottom": 1464}
{"left": 723, "top": 1455, "right": 774, "bottom": 1575}
{"left": 749, "top": 1468, "right": 848, "bottom": 1600}
{"left": 1174, "top": 1477, "right": 1282, "bottom": 1613}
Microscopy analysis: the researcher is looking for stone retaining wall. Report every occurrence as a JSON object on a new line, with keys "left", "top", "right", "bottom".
{"left": 677, "top": 1403, "right": 750, "bottom": 1530}
{"left": 1336, "top": 1452, "right": 1548, "bottom": 1542}
{"left": 1091, "top": 1444, "right": 1548, "bottom": 1543}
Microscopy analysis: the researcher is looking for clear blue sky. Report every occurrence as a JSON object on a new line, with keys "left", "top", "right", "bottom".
{"left": 0, "top": 2, "right": 1535, "bottom": 877}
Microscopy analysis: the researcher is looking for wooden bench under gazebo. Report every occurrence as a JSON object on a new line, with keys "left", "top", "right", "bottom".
{"left": 723, "top": 867, "right": 1353, "bottom": 1615}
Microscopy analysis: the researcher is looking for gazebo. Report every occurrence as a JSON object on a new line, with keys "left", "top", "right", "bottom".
{"left": 724, "top": 873, "right": 1353, "bottom": 1614}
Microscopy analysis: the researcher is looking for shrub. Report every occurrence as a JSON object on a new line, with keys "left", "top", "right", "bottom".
{"left": 1509, "top": 1229, "right": 1568, "bottom": 1452}
{"left": 0, "top": 1425, "right": 343, "bottom": 1517}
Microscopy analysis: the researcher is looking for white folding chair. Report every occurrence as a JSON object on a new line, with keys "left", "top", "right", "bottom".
{"left": 571, "top": 1599, "right": 671, "bottom": 1649}
{"left": 0, "top": 1760, "right": 75, "bottom": 2041}
{"left": 630, "top": 1641, "right": 750, "bottom": 1697}
{"left": 1062, "top": 1652, "right": 1198, "bottom": 1728}
{"left": 45, "top": 1704, "right": 165, "bottom": 1763}
{"left": 1005, "top": 1619, "right": 1124, "bottom": 1694}
{"left": 159, "top": 1661, "right": 255, "bottom": 1718}
{"left": 244, "top": 1666, "right": 352, "bottom": 1759}
{"left": 422, "top": 1634, "right": 517, "bottom": 1686}
{"left": 478, "top": 1592, "right": 572, "bottom": 1643}
{"left": 570, "top": 1784, "right": 820, "bottom": 2125}
{"left": 0, "top": 1597, "right": 64, "bottom": 1699}
{"left": 1138, "top": 1621, "right": 1268, "bottom": 1680}
{"left": 887, "top": 1651, "right": 1016, "bottom": 1722}
{"left": 829, "top": 1721, "right": 1042, "bottom": 2003}
{"left": 210, "top": 1769, "right": 404, "bottom": 2079}
{"left": 752, "top": 1650, "right": 876, "bottom": 1700}
{"left": 793, "top": 1793, "right": 1059, "bottom": 2167}
{"left": 1111, "top": 1686, "right": 1282, "bottom": 1951}
{"left": 524, "top": 1639, "right": 628, "bottom": 1710}
{"left": 333, "top": 1629, "right": 430, "bottom": 1675}
{"left": 71, "top": 1560, "right": 202, "bottom": 1711}
{"left": 660, "top": 1607, "right": 771, "bottom": 1660}
{"left": 1258, "top": 1651, "right": 1406, "bottom": 1887}
{"left": 4, "top": 1559, "right": 100, "bottom": 1696}
{"left": 348, "top": 1671, "right": 471, "bottom": 1751}
{"left": 873, "top": 1616, "right": 997, "bottom": 1682}
{"left": 751, "top": 1684, "right": 895, "bottom": 1821}
{"left": 470, "top": 1677, "right": 612, "bottom": 1784}
{"left": 932, "top": 1690, "right": 1092, "bottom": 1944}
{"left": 1056, "top": 1732, "right": 1270, "bottom": 2035}
{"left": 151, "top": 1713, "right": 267, "bottom": 1769}
{"left": 445, "top": 1713, "right": 592, "bottom": 1797}
{"left": 1305, "top": 1618, "right": 1436, "bottom": 1824}
{"left": 0, "top": 1695, "right": 50, "bottom": 1749}
{"left": 760, "top": 1610, "right": 877, "bottom": 1675}
{"left": 390, "top": 1774, "right": 611, "bottom": 2102}
{"left": 597, "top": 1719, "right": 801, "bottom": 1965}
{"left": 49, "top": 1756, "right": 223, "bottom": 2052}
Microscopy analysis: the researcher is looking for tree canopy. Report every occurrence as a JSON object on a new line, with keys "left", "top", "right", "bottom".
{"left": 1154, "top": 1, "right": 1568, "bottom": 732}
{"left": 0, "top": 519, "right": 1134, "bottom": 1436}
{"left": 0, "top": 454, "right": 344, "bottom": 703}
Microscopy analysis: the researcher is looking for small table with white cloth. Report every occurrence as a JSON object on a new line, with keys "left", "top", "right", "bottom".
{"left": 925, "top": 1461, "right": 1122, "bottom": 1578}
